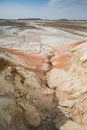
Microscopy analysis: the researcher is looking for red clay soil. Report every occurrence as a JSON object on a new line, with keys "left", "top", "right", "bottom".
{"left": 0, "top": 47, "right": 48, "bottom": 70}
{"left": 52, "top": 54, "right": 71, "bottom": 70}
{"left": 52, "top": 41, "right": 85, "bottom": 56}
{"left": 0, "top": 41, "right": 86, "bottom": 72}
{"left": 0, "top": 47, "right": 50, "bottom": 87}
{"left": 51, "top": 41, "right": 86, "bottom": 70}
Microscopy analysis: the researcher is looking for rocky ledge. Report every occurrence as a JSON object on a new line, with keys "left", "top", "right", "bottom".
{"left": 0, "top": 41, "right": 87, "bottom": 130}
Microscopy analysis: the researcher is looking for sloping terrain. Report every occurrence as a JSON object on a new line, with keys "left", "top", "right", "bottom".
{"left": 0, "top": 20, "right": 87, "bottom": 130}
{"left": 0, "top": 20, "right": 87, "bottom": 54}
{"left": 0, "top": 40, "right": 87, "bottom": 130}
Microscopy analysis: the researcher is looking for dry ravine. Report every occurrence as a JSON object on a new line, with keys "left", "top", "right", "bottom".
{"left": 0, "top": 41, "right": 87, "bottom": 130}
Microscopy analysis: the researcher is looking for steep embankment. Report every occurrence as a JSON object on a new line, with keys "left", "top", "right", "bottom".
{"left": 0, "top": 41, "right": 87, "bottom": 130}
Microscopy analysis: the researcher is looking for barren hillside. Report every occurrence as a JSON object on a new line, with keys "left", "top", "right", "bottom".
{"left": 0, "top": 20, "right": 87, "bottom": 130}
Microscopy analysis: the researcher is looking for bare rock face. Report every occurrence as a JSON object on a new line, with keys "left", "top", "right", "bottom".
{"left": 47, "top": 41, "right": 87, "bottom": 129}
{"left": 0, "top": 41, "right": 87, "bottom": 130}
{"left": 0, "top": 48, "right": 57, "bottom": 130}
{"left": 60, "top": 121, "right": 87, "bottom": 130}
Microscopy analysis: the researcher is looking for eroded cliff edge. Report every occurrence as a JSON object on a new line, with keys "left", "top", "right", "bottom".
{"left": 0, "top": 41, "right": 87, "bottom": 130}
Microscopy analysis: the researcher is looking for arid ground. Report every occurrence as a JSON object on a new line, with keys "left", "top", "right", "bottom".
{"left": 0, "top": 20, "right": 87, "bottom": 130}
{"left": 0, "top": 20, "right": 87, "bottom": 53}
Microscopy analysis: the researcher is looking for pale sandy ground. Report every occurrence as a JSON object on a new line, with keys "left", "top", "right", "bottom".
{"left": 0, "top": 20, "right": 87, "bottom": 54}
